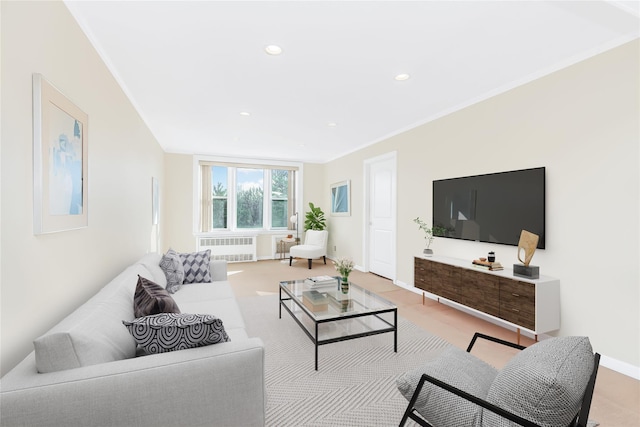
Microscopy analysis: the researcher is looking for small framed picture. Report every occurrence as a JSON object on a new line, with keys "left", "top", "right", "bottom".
{"left": 330, "top": 180, "right": 350, "bottom": 216}
{"left": 152, "top": 177, "right": 159, "bottom": 225}
{"left": 33, "top": 74, "right": 88, "bottom": 234}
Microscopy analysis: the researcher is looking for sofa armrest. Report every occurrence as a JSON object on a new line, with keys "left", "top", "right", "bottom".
{"left": 210, "top": 259, "right": 228, "bottom": 282}
{"left": 1, "top": 338, "right": 265, "bottom": 427}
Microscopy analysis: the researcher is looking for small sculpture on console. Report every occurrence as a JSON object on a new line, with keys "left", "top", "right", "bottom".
{"left": 514, "top": 230, "right": 540, "bottom": 279}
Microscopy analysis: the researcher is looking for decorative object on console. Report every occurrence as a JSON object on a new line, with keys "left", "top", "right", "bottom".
{"left": 413, "top": 217, "right": 446, "bottom": 256}
{"left": 472, "top": 258, "right": 504, "bottom": 271}
{"left": 514, "top": 230, "right": 540, "bottom": 279}
{"left": 488, "top": 251, "right": 495, "bottom": 262}
{"left": 334, "top": 256, "right": 354, "bottom": 293}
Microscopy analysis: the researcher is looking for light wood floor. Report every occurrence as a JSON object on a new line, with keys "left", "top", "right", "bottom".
{"left": 227, "top": 259, "right": 640, "bottom": 426}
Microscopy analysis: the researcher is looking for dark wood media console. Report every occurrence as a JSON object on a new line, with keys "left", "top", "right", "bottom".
{"left": 414, "top": 256, "right": 560, "bottom": 337}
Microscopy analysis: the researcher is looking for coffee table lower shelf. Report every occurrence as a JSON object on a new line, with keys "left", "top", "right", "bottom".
{"left": 279, "top": 286, "right": 397, "bottom": 370}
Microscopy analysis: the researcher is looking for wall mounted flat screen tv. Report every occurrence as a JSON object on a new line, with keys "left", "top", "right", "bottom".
{"left": 432, "top": 167, "right": 545, "bottom": 249}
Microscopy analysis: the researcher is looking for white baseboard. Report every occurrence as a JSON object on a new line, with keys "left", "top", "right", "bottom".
{"left": 599, "top": 355, "right": 640, "bottom": 380}
{"left": 395, "top": 280, "right": 640, "bottom": 380}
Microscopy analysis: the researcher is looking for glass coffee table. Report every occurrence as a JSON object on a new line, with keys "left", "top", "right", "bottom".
{"left": 279, "top": 278, "right": 397, "bottom": 370}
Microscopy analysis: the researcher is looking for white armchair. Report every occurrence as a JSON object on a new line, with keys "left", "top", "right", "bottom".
{"left": 289, "top": 230, "right": 328, "bottom": 269}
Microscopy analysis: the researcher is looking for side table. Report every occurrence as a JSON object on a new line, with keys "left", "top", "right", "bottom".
{"left": 279, "top": 238, "right": 297, "bottom": 259}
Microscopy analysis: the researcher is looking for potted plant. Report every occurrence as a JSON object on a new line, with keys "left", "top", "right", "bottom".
{"left": 413, "top": 217, "right": 446, "bottom": 256}
{"left": 304, "top": 202, "right": 326, "bottom": 231}
{"left": 334, "top": 256, "right": 354, "bottom": 293}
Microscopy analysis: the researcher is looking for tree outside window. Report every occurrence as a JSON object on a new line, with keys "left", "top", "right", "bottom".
{"left": 236, "top": 168, "right": 264, "bottom": 229}
{"left": 201, "top": 161, "right": 297, "bottom": 232}
{"left": 271, "top": 169, "right": 288, "bottom": 228}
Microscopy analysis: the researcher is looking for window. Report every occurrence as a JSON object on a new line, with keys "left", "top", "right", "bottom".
{"left": 199, "top": 160, "right": 298, "bottom": 233}
{"left": 211, "top": 166, "right": 228, "bottom": 229}
{"left": 271, "top": 169, "right": 289, "bottom": 228}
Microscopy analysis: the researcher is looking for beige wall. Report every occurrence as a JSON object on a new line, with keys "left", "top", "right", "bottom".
{"left": 323, "top": 40, "right": 639, "bottom": 372}
{"left": 0, "top": 1, "right": 165, "bottom": 375}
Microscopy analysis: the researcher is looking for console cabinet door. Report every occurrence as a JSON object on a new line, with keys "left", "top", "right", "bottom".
{"left": 414, "top": 257, "right": 436, "bottom": 294}
{"left": 433, "top": 262, "right": 461, "bottom": 302}
{"left": 499, "top": 279, "right": 535, "bottom": 330}
{"left": 459, "top": 269, "right": 500, "bottom": 318}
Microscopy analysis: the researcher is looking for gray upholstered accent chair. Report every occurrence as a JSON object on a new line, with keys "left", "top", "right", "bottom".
{"left": 397, "top": 333, "right": 600, "bottom": 427}
{"left": 289, "top": 229, "right": 328, "bottom": 269}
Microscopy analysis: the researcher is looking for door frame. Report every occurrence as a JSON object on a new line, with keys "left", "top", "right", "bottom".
{"left": 363, "top": 151, "right": 397, "bottom": 282}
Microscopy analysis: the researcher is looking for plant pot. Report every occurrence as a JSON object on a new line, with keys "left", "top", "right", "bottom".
{"left": 423, "top": 248, "right": 433, "bottom": 257}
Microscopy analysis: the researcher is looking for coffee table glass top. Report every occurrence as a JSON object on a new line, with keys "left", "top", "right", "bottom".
{"left": 279, "top": 278, "right": 396, "bottom": 320}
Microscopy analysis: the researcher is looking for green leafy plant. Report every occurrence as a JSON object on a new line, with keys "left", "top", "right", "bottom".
{"left": 413, "top": 217, "right": 446, "bottom": 249}
{"left": 304, "top": 202, "right": 326, "bottom": 231}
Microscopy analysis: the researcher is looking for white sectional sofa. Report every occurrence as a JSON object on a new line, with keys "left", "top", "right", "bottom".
{"left": 0, "top": 253, "right": 265, "bottom": 427}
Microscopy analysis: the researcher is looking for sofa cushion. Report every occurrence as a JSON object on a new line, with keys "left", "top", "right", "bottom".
{"left": 396, "top": 346, "right": 497, "bottom": 426}
{"left": 133, "top": 275, "right": 181, "bottom": 318}
{"left": 483, "top": 336, "right": 594, "bottom": 427}
{"left": 160, "top": 249, "right": 185, "bottom": 293}
{"left": 123, "top": 313, "right": 230, "bottom": 354}
{"left": 179, "top": 249, "right": 212, "bottom": 284}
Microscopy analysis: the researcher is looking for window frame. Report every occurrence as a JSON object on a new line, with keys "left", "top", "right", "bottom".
{"left": 194, "top": 156, "right": 303, "bottom": 236}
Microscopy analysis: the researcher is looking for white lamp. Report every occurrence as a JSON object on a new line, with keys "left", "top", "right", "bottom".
{"left": 290, "top": 212, "right": 299, "bottom": 243}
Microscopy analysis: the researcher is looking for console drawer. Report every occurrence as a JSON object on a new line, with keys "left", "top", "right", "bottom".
{"left": 500, "top": 279, "right": 535, "bottom": 330}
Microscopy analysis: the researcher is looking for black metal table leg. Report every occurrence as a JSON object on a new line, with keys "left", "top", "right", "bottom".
{"left": 315, "top": 322, "right": 319, "bottom": 370}
{"left": 394, "top": 309, "right": 398, "bottom": 352}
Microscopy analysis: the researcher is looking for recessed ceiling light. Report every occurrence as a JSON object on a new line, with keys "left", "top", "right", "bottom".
{"left": 240, "top": 111, "right": 251, "bottom": 116}
{"left": 265, "top": 45, "right": 282, "bottom": 55}
{"left": 395, "top": 73, "right": 410, "bottom": 81}
{"left": 327, "top": 122, "right": 337, "bottom": 127}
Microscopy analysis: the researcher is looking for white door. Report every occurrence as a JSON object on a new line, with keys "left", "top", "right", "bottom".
{"left": 365, "top": 152, "right": 396, "bottom": 280}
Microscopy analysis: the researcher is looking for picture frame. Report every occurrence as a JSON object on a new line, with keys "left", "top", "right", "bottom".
{"left": 33, "top": 74, "right": 88, "bottom": 234}
{"left": 330, "top": 180, "right": 351, "bottom": 216}
{"left": 152, "top": 177, "right": 159, "bottom": 225}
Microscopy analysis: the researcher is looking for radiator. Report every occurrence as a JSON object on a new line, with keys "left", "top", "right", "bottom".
{"left": 197, "top": 235, "right": 257, "bottom": 262}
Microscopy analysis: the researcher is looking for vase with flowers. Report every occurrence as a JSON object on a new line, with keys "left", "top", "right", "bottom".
{"left": 334, "top": 256, "right": 354, "bottom": 293}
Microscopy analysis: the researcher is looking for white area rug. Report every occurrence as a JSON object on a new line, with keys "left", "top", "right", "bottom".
{"left": 238, "top": 294, "right": 450, "bottom": 426}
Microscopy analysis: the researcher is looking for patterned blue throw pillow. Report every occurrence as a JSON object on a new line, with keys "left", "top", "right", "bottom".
{"left": 123, "top": 313, "right": 230, "bottom": 354}
{"left": 179, "top": 249, "right": 212, "bottom": 284}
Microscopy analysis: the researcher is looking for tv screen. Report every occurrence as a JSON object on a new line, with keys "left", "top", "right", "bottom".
{"left": 432, "top": 167, "right": 545, "bottom": 249}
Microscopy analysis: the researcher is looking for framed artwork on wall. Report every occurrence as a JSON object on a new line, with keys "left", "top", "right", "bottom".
{"left": 330, "top": 180, "right": 351, "bottom": 216}
{"left": 152, "top": 177, "right": 159, "bottom": 225}
{"left": 33, "top": 73, "right": 89, "bottom": 234}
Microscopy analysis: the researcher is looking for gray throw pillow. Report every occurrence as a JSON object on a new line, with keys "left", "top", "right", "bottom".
{"left": 179, "top": 249, "right": 212, "bottom": 284}
{"left": 133, "top": 275, "right": 181, "bottom": 318}
{"left": 160, "top": 248, "right": 185, "bottom": 293}
{"left": 483, "top": 336, "right": 594, "bottom": 427}
{"left": 122, "top": 313, "right": 230, "bottom": 354}
{"left": 396, "top": 346, "right": 497, "bottom": 427}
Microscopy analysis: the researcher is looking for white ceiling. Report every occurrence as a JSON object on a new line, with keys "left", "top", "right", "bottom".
{"left": 65, "top": 1, "right": 639, "bottom": 164}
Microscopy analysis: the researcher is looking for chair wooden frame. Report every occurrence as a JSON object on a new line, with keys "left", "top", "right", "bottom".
{"left": 399, "top": 332, "right": 601, "bottom": 427}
